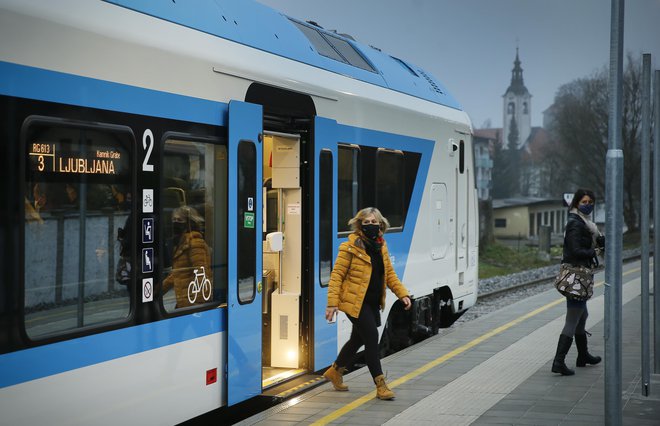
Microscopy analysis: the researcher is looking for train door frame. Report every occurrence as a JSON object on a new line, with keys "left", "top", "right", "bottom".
{"left": 454, "top": 136, "right": 468, "bottom": 281}
{"left": 227, "top": 100, "right": 263, "bottom": 406}
{"left": 258, "top": 117, "right": 338, "bottom": 389}
{"left": 312, "top": 117, "right": 338, "bottom": 371}
{"left": 260, "top": 130, "right": 307, "bottom": 388}
{"left": 242, "top": 84, "right": 338, "bottom": 396}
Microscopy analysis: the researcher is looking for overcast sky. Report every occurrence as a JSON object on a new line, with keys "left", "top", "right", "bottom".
{"left": 257, "top": 0, "right": 660, "bottom": 129}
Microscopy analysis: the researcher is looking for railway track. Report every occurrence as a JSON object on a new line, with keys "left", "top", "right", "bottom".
{"left": 478, "top": 275, "right": 555, "bottom": 299}
{"left": 477, "top": 251, "right": 642, "bottom": 300}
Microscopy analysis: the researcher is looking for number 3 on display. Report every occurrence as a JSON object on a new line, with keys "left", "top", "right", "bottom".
{"left": 142, "top": 129, "right": 154, "bottom": 172}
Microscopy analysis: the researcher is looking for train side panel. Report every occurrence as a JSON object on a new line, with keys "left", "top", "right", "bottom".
{"left": 0, "top": 328, "right": 225, "bottom": 426}
{"left": 0, "top": 0, "right": 478, "bottom": 422}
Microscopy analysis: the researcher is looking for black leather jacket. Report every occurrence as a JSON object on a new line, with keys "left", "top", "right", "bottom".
{"left": 561, "top": 213, "right": 597, "bottom": 268}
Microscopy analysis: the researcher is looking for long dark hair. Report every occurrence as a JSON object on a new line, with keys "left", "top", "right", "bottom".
{"left": 569, "top": 188, "right": 596, "bottom": 210}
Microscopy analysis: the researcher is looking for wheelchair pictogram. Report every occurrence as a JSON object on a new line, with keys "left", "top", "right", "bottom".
{"left": 188, "top": 266, "right": 212, "bottom": 304}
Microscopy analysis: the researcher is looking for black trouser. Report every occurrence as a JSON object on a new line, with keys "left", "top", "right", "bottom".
{"left": 335, "top": 303, "right": 382, "bottom": 378}
{"left": 561, "top": 299, "right": 588, "bottom": 337}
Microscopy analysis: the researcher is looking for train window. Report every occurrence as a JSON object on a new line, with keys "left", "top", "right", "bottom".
{"left": 161, "top": 137, "right": 227, "bottom": 312}
{"left": 322, "top": 32, "right": 375, "bottom": 72}
{"left": 319, "top": 149, "right": 333, "bottom": 287}
{"left": 290, "top": 20, "right": 345, "bottom": 63}
{"left": 459, "top": 140, "right": 465, "bottom": 174}
{"left": 375, "top": 149, "right": 405, "bottom": 228}
{"left": 237, "top": 141, "right": 257, "bottom": 304}
{"left": 338, "top": 144, "right": 360, "bottom": 233}
{"left": 290, "top": 19, "right": 376, "bottom": 72}
{"left": 23, "top": 119, "right": 132, "bottom": 339}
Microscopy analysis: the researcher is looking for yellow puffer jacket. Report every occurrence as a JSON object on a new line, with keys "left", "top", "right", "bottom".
{"left": 163, "top": 231, "right": 212, "bottom": 308}
{"left": 327, "top": 233, "right": 409, "bottom": 318}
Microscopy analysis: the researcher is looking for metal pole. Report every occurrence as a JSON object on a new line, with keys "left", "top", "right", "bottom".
{"left": 654, "top": 69, "right": 660, "bottom": 374}
{"left": 640, "top": 53, "right": 651, "bottom": 396}
{"left": 605, "top": 0, "right": 624, "bottom": 424}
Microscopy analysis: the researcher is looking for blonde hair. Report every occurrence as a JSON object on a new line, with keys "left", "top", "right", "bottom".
{"left": 172, "top": 205, "right": 204, "bottom": 231}
{"left": 347, "top": 207, "right": 390, "bottom": 234}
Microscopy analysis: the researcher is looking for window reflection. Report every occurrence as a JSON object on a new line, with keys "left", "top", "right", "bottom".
{"left": 338, "top": 145, "right": 359, "bottom": 233}
{"left": 237, "top": 141, "right": 256, "bottom": 304}
{"left": 23, "top": 121, "right": 132, "bottom": 338}
{"left": 161, "top": 138, "right": 227, "bottom": 311}
{"left": 375, "top": 149, "right": 404, "bottom": 228}
{"left": 319, "top": 150, "right": 333, "bottom": 287}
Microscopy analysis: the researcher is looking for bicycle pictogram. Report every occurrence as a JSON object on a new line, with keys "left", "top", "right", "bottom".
{"left": 188, "top": 266, "right": 212, "bottom": 304}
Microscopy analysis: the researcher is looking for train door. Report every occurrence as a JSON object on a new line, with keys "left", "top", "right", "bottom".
{"left": 312, "top": 117, "right": 337, "bottom": 371}
{"left": 454, "top": 137, "right": 468, "bottom": 280}
{"left": 227, "top": 100, "right": 263, "bottom": 406}
{"left": 430, "top": 183, "right": 449, "bottom": 260}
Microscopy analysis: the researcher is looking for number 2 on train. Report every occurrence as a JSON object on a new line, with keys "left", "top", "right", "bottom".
{"left": 142, "top": 129, "right": 154, "bottom": 172}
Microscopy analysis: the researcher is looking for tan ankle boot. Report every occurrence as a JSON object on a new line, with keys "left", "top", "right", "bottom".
{"left": 323, "top": 363, "right": 348, "bottom": 391}
{"left": 374, "top": 374, "right": 395, "bottom": 400}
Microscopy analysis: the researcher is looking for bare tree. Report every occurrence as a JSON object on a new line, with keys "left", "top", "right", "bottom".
{"left": 546, "top": 54, "right": 643, "bottom": 231}
{"left": 621, "top": 55, "right": 643, "bottom": 231}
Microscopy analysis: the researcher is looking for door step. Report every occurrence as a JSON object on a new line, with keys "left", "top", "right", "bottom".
{"left": 261, "top": 374, "right": 326, "bottom": 399}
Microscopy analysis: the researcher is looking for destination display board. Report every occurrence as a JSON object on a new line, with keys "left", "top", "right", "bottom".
{"left": 25, "top": 123, "right": 132, "bottom": 182}
{"left": 28, "top": 142, "right": 125, "bottom": 175}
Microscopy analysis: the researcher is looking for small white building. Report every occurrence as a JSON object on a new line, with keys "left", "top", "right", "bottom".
{"left": 492, "top": 197, "right": 566, "bottom": 239}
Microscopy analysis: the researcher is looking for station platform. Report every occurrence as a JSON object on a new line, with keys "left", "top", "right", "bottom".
{"left": 238, "top": 260, "right": 660, "bottom": 425}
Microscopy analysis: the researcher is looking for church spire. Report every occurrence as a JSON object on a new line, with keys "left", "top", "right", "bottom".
{"left": 502, "top": 46, "right": 532, "bottom": 154}
{"left": 506, "top": 47, "right": 528, "bottom": 95}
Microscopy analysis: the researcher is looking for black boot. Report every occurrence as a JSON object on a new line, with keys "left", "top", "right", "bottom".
{"left": 551, "top": 334, "right": 575, "bottom": 376}
{"left": 575, "top": 333, "right": 601, "bottom": 367}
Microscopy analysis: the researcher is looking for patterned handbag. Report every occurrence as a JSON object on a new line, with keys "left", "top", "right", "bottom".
{"left": 554, "top": 263, "right": 594, "bottom": 301}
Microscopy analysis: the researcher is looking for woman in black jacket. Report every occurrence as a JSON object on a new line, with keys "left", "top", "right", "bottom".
{"left": 552, "top": 188, "right": 604, "bottom": 376}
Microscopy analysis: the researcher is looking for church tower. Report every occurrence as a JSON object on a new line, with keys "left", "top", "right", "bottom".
{"left": 502, "top": 48, "right": 531, "bottom": 150}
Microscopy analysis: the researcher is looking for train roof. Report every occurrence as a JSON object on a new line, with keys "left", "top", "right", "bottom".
{"left": 106, "top": 0, "right": 463, "bottom": 111}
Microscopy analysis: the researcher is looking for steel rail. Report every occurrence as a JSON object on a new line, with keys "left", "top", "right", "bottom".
{"left": 478, "top": 253, "right": 642, "bottom": 299}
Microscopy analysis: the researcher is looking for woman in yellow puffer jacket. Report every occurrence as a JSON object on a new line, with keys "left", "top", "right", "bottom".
{"left": 323, "top": 207, "right": 411, "bottom": 400}
{"left": 162, "top": 206, "right": 212, "bottom": 309}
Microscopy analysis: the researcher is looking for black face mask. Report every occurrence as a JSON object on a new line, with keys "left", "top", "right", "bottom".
{"left": 362, "top": 224, "right": 380, "bottom": 240}
{"left": 172, "top": 222, "right": 187, "bottom": 235}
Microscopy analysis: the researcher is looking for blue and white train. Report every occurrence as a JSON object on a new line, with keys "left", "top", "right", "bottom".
{"left": 0, "top": 0, "right": 478, "bottom": 424}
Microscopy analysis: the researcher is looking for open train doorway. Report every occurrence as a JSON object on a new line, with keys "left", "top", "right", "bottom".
{"left": 261, "top": 131, "right": 306, "bottom": 390}
{"left": 245, "top": 83, "right": 335, "bottom": 396}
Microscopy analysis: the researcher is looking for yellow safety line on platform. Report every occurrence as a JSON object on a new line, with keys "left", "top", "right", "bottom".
{"left": 310, "top": 266, "right": 641, "bottom": 425}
